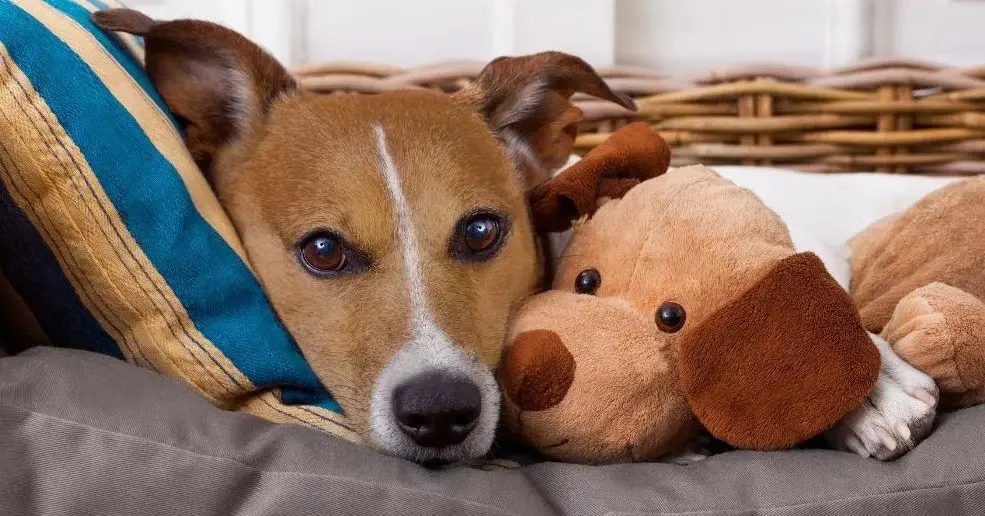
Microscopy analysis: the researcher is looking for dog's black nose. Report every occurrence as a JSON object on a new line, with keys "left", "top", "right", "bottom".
{"left": 392, "top": 372, "right": 481, "bottom": 448}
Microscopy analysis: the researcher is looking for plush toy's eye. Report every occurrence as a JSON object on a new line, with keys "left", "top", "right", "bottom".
{"left": 575, "top": 268, "right": 601, "bottom": 295}
{"left": 655, "top": 301, "right": 686, "bottom": 333}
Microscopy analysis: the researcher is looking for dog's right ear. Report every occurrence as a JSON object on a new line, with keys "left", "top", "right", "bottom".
{"left": 453, "top": 52, "right": 636, "bottom": 187}
{"left": 92, "top": 9, "right": 297, "bottom": 170}
{"left": 527, "top": 122, "right": 671, "bottom": 233}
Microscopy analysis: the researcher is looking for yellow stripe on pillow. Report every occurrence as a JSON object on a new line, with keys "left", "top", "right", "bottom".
{"left": 0, "top": 0, "right": 354, "bottom": 441}
{"left": 0, "top": 44, "right": 250, "bottom": 402}
{"left": 243, "top": 392, "right": 361, "bottom": 442}
{"left": 72, "top": 0, "right": 145, "bottom": 63}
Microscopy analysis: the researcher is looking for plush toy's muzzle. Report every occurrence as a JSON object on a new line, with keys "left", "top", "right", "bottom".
{"left": 502, "top": 329, "right": 576, "bottom": 412}
{"left": 501, "top": 292, "right": 698, "bottom": 463}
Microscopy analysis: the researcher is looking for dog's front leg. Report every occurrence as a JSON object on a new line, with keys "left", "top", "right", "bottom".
{"left": 825, "top": 333, "right": 939, "bottom": 460}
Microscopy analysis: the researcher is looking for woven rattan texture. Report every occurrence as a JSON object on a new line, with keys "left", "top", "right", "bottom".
{"left": 293, "top": 58, "right": 985, "bottom": 175}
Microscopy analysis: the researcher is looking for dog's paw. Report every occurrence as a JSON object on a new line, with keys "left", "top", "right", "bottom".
{"left": 826, "top": 336, "right": 938, "bottom": 460}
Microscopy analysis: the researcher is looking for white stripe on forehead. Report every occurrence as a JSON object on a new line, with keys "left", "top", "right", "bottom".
{"left": 369, "top": 125, "right": 500, "bottom": 460}
{"left": 372, "top": 124, "right": 435, "bottom": 336}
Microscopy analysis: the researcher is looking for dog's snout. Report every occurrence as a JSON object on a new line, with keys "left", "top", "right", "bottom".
{"left": 502, "top": 329, "right": 576, "bottom": 411}
{"left": 392, "top": 372, "right": 481, "bottom": 448}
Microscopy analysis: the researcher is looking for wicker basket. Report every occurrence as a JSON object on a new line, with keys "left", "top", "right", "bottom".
{"left": 292, "top": 58, "right": 985, "bottom": 175}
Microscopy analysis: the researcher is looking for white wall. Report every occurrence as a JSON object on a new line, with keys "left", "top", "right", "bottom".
{"left": 296, "top": 0, "right": 616, "bottom": 67}
{"left": 873, "top": 0, "right": 985, "bottom": 67}
{"left": 125, "top": 0, "right": 253, "bottom": 36}
{"left": 616, "top": 0, "right": 985, "bottom": 72}
{"left": 615, "top": 0, "right": 863, "bottom": 71}
{"left": 298, "top": 0, "right": 496, "bottom": 66}
{"left": 124, "top": 0, "right": 985, "bottom": 72}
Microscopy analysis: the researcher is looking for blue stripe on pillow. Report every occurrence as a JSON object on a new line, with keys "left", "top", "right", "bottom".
{"left": 0, "top": 176, "right": 122, "bottom": 359}
{"left": 0, "top": 2, "right": 341, "bottom": 413}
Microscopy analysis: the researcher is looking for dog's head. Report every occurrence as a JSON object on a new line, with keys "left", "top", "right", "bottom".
{"left": 93, "top": 9, "right": 635, "bottom": 463}
{"left": 502, "top": 126, "right": 880, "bottom": 463}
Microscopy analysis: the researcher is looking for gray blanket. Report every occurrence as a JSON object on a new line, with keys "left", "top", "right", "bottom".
{"left": 2, "top": 347, "right": 984, "bottom": 516}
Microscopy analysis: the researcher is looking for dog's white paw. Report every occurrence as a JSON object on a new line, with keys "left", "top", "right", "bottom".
{"left": 826, "top": 334, "right": 939, "bottom": 460}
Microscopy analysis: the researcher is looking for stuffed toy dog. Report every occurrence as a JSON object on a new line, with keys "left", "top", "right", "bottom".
{"left": 501, "top": 123, "right": 985, "bottom": 463}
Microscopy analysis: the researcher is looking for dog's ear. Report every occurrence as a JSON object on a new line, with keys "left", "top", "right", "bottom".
{"left": 677, "top": 252, "right": 881, "bottom": 450}
{"left": 526, "top": 122, "right": 671, "bottom": 233}
{"left": 92, "top": 9, "right": 297, "bottom": 170}
{"left": 453, "top": 52, "right": 636, "bottom": 187}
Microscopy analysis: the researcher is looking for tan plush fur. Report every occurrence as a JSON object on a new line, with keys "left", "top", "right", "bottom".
{"left": 851, "top": 177, "right": 985, "bottom": 333}
{"left": 505, "top": 291, "right": 699, "bottom": 463}
{"left": 881, "top": 283, "right": 985, "bottom": 407}
{"left": 502, "top": 146, "right": 878, "bottom": 462}
{"left": 504, "top": 124, "right": 985, "bottom": 463}
{"left": 851, "top": 176, "right": 985, "bottom": 408}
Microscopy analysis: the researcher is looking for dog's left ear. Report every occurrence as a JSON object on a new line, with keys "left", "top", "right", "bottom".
{"left": 677, "top": 252, "right": 881, "bottom": 450}
{"left": 453, "top": 52, "right": 636, "bottom": 187}
{"left": 92, "top": 9, "right": 297, "bottom": 171}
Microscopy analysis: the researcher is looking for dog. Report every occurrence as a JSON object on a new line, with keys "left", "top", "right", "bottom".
{"left": 91, "top": 9, "right": 635, "bottom": 464}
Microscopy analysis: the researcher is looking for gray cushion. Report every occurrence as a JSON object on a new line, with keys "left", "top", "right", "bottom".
{"left": 2, "top": 347, "right": 985, "bottom": 516}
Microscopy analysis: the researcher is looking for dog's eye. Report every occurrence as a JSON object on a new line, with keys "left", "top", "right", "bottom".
{"left": 465, "top": 216, "right": 500, "bottom": 252}
{"left": 299, "top": 233, "right": 347, "bottom": 274}
{"left": 451, "top": 211, "right": 510, "bottom": 261}
{"left": 655, "top": 301, "right": 686, "bottom": 333}
{"left": 574, "top": 268, "right": 601, "bottom": 295}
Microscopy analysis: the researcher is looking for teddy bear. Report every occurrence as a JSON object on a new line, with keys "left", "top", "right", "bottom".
{"left": 499, "top": 122, "right": 985, "bottom": 464}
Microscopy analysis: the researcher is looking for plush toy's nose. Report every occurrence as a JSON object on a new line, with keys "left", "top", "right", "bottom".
{"left": 501, "top": 330, "right": 576, "bottom": 411}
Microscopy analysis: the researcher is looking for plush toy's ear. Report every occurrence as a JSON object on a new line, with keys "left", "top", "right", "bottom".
{"left": 677, "top": 252, "right": 881, "bottom": 450}
{"left": 527, "top": 122, "right": 672, "bottom": 233}
{"left": 92, "top": 9, "right": 297, "bottom": 171}
{"left": 453, "top": 52, "right": 636, "bottom": 188}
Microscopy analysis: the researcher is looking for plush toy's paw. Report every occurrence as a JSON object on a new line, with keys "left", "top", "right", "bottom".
{"left": 882, "top": 283, "right": 985, "bottom": 405}
{"left": 826, "top": 334, "right": 938, "bottom": 460}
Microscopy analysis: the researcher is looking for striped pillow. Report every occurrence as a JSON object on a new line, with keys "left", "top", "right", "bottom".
{"left": 0, "top": 0, "right": 355, "bottom": 441}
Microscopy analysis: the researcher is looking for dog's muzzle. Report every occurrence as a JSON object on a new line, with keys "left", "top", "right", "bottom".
{"left": 369, "top": 333, "right": 501, "bottom": 463}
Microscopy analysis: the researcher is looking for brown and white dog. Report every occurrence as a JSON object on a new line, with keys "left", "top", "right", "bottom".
{"left": 92, "top": 9, "right": 634, "bottom": 464}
